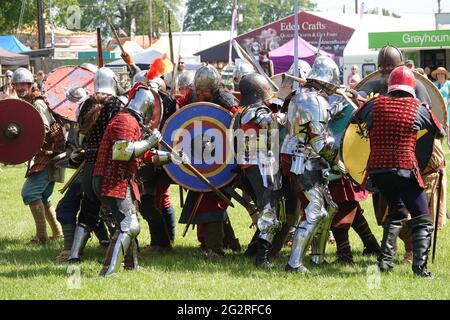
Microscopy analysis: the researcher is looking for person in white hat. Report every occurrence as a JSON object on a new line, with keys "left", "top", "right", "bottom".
{"left": 431, "top": 67, "right": 450, "bottom": 121}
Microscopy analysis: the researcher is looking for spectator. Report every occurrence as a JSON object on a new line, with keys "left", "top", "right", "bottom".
{"left": 347, "top": 65, "right": 361, "bottom": 89}
{"left": 405, "top": 60, "right": 415, "bottom": 70}
{"left": 424, "top": 66, "right": 433, "bottom": 81}
{"left": 36, "top": 70, "right": 46, "bottom": 92}
{"left": 431, "top": 66, "right": 450, "bottom": 122}
{"left": 0, "top": 70, "right": 14, "bottom": 98}
{"left": 177, "top": 57, "right": 185, "bottom": 73}
{"left": 258, "top": 50, "right": 274, "bottom": 77}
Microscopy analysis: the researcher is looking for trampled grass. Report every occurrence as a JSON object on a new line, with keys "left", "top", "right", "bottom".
{"left": 1, "top": 154, "right": 449, "bottom": 300}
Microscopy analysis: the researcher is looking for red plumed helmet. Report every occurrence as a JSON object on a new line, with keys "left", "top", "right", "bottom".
{"left": 387, "top": 66, "right": 416, "bottom": 97}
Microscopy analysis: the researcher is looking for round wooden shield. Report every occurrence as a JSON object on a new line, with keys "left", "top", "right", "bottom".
{"left": 161, "top": 102, "right": 237, "bottom": 192}
{"left": 44, "top": 65, "right": 96, "bottom": 122}
{"left": 0, "top": 99, "right": 45, "bottom": 165}
{"left": 355, "top": 70, "right": 447, "bottom": 130}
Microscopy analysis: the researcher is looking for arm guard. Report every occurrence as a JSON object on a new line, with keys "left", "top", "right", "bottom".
{"left": 151, "top": 150, "right": 171, "bottom": 166}
{"left": 112, "top": 133, "right": 160, "bottom": 161}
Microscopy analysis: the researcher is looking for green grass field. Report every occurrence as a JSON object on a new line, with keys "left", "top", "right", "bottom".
{"left": 1, "top": 157, "right": 449, "bottom": 300}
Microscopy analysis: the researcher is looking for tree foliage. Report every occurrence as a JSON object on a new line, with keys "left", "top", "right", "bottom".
{"left": 0, "top": 0, "right": 182, "bottom": 40}
{"left": 0, "top": 0, "right": 78, "bottom": 34}
{"left": 183, "top": 0, "right": 317, "bottom": 34}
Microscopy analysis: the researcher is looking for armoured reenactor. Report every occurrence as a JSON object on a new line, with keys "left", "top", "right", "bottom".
{"left": 237, "top": 73, "right": 286, "bottom": 268}
{"left": 14, "top": 68, "right": 65, "bottom": 244}
{"left": 354, "top": 66, "right": 445, "bottom": 277}
{"left": 282, "top": 56, "right": 339, "bottom": 272}
{"left": 93, "top": 85, "right": 183, "bottom": 276}
{"left": 359, "top": 44, "right": 446, "bottom": 263}
{"left": 67, "top": 67, "right": 125, "bottom": 263}
{"left": 178, "top": 65, "right": 241, "bottom": 256}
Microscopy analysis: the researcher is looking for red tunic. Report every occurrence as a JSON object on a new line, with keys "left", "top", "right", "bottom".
{"left": 93, "top": 111, "right": 142, "bottom": 201}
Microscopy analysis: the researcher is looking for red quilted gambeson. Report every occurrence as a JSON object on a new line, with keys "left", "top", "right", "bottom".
{"left": 93, "top": 112, "right": 142, "bottom": 201}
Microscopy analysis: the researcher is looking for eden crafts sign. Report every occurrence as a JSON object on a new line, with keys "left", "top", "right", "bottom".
{"left": 369, "top": 30, "right": 450, "bottom": 49}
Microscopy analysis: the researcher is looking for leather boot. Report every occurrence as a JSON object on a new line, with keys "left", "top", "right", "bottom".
{"left": 331, "top": 227, "right": 353, "bottom": 264}
{"left": 44, "top": 204, "right": 63, "bottom": 240}
{"left": 352, "top": 208, "right": 380, "bottom": 256}
{"left": 399, "top": 226, "right": 413, "bottom": 264}
{"left": 93, "top": 221, "right": 110, "bottom": 248}
{"left": 378, "top": 217, "right": 403, "bottom": 272}
{"left": 244, "top": 230, "right": 259, "bottom": 257}
{"left": 29, "top": 201, "right": 48, "bottom": 245}
{"left": 406, "top": 215, "right": 434, "bottom": 277}
{"left": 223, "top": 217, "right": 241, "bottom": 252}
{"left": 255, "top": 238, "right": 272, "bottom": 269}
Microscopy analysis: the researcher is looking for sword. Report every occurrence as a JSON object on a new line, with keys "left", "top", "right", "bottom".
{"left": 59, "top": 160, "right": 85, "bottom": 194}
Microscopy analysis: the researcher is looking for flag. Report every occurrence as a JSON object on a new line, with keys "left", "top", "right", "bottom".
{"left": 130, "top": 18, "right": 136, "bottom": 40}
{"left": 360, "top": 2, "right": 365, "bottom": 20}
{"left": 228, "top": 4, "right": 238, "bottom": 65}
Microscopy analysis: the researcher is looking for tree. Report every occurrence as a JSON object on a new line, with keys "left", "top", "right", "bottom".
{"left": 0, "top": 0, "right": 78, "bottom": 35}
{"left": 258, "top": 0, "right": 316, "bottom": 26}
{"left": 183, "top": 0, "right": 317, "bottom": 34}
{"left": 78, "top": 0, "right": 181, "bottom": 39}
{"left": 183, "top": 0, "right": 233, "bottom": 32}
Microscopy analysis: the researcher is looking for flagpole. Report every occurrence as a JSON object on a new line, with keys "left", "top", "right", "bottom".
{"left": 229, "top": 0, "right": 238, "bottom": 65}
{"left": 293, "top": 0, "right": 299, "bottom": 90}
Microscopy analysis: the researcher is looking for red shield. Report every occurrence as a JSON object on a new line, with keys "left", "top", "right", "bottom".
{"left": 0, "top": 99, "right": 45, "bottom": 165}
{"left": 44, "top": 66, "right": 96, "bottom": 122}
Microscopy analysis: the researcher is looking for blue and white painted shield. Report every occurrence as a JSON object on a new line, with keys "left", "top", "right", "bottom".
{"left": 161, "top": 102, "right": 237, "bottom": 192}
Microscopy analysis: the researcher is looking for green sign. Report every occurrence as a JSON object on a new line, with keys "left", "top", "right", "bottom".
{"left": 369, "top": 30, "right": 450, "bottom": 48}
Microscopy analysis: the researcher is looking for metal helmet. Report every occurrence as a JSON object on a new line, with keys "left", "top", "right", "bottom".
{"left": 149, "top": 77, "right": 166, "bottom": 92}
{"left": 178, "top": 70, "right": 195, "bottom": 90}
{"left": 288, "top": 59, "right": 312, "bottom": 80}
{"left": 239, "top": 73, "right": 274, "bottom": 106}
{"left": 306, "top": 55, "right": 340, "bottom": 88}
{"left": 233, "top": 61, "right": 255, "bottom": 89}
{"left": 127, "top": 86, "right": 155, "bottom": 121}
{"left": 94, "top": 67, "right": 118, "bottom": 96}
{"left": 194, "top": 65, "right": 221, "bottom": 92}
{"left": 132, "top": 70, "right": 148, "bottom": 86}
{"left": 378, "top": 45, "right": 404, "bottom": 75}
{"left": 80, "top": 63, "right": 99, "bottom": 73}
{"left": 388, "top": 66, "right": 416, "bottom": 98}
{"left": 12, "top": 68, "right": 34, "bottom": 84}
{"left": 65, "top": 86, "right": 88, "bottom": 103}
